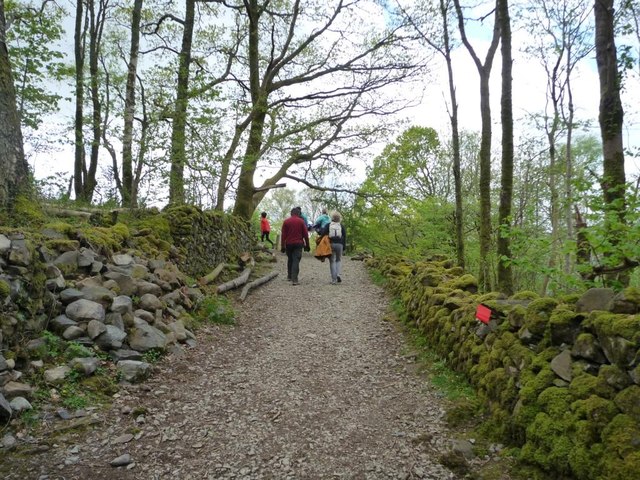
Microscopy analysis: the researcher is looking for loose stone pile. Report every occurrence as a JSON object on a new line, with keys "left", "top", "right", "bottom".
{"left": 0, "top": 233, "right": 204, "bottom": 423}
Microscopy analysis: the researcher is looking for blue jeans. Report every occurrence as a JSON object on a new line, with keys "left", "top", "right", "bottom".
{"left": 286, "top": 244, "right": 303, "bottom": 282}
{"left": 329, "top": 243, "right": 343, "bottom": 282}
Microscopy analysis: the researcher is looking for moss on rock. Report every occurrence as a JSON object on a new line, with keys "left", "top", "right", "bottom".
{"left": 569, "top": 373, "right": 616, "bottom": 400}
{"left": 613, "top": 385, "right": 640, "bottom": 421}
{"left": 524, "top": 298, "right": 560, "bottom": 336}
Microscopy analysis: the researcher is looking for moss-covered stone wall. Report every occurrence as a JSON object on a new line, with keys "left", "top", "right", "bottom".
{"left": 368, "top": 255, "right": 639, "bottom": 480}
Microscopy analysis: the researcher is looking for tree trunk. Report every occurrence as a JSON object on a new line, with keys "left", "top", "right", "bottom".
{"left": 122, "top": 0, "right": 143, "bottom": 208}
{"left": 454, "top": 0, "right": 500, "bottom": 292}
{"left": 0, "top": 0, "right": 28, "bottom": 210}
{"left": 497, "top": 0, "right": 514, "bottom": 295}
{"left": 594, "top": 0, "right": 627, "bottom": 285}
{"left": 232, "top": 0, "right": 266, "bottom": 220}
{"left": 73, "top": 0, "right": 86, "bottom": 201}
{"left": 440, "top": 0, "right": 464, "bottom": 269}
{"left": 168, "top": 0, "right": 195, "bottom": 205}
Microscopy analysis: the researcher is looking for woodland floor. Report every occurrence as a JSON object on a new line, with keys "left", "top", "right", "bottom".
{"left": 0, "top": 252, "right": 499, "bottom": 480}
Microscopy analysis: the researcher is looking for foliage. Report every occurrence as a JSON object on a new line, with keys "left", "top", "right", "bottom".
{"left": 197, "top": 295, "right": 236, "bottom": 325}
{"left": 5, "top": 0, "right": 68, "bottom": 130}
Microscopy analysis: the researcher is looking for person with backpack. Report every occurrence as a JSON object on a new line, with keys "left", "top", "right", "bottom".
{"left": 260, "top": 211, "right": 275, "bottom": 247}
{"left": 322, "top": 210, "right": 346, "bottom": 285}
{"left": 313, "top": 208, "right": 330, "bottom": 232}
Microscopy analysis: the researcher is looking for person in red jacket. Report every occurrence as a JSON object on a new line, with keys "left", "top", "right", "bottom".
{"left": 280, "top": 207, "right": 310, "bottom": 285}
{"left": 260, "top": 211, "right": 274, "bottom": 247}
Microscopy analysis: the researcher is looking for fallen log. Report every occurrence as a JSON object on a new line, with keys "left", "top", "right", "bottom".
{"left": 199, "top": 263, "right": 227, "bottom": 285}
{"left": 216, "top": 267, "right": 252, "bottom": 293}
{"left": 239, "top": 271, "right": 279, "bottom": 301}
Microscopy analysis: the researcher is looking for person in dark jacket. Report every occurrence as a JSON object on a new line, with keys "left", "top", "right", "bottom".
{"left": 281, "top": 207, "right": 310, "bottom": 285}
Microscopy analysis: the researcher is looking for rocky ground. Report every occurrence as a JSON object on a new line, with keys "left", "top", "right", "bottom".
{"left": 1, "top": 253, "right": 475, "bottom": 479}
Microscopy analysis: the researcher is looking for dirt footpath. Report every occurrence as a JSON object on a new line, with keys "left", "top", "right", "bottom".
{"left": 2, "top": 253, "right": 462, "bottom": 479}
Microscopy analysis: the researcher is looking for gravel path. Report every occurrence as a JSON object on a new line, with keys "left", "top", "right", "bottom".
{"left": 3, "top": 253, "right": 461, "bottom": 479}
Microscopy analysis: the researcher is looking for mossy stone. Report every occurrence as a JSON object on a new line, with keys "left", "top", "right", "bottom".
{"left": 571, "top": 395, "right": 619, "bottom": 431}
{"left": 613, "top": 385, "right": 640, "bottom": 421}
{"left": 569, "top": 373, "right": 616, "bottom": 400}
{"left": 601, "top": 414, "right": 640, "bottom": 465}
{"left": 511, "top": 290, "right": 540, "bottom": 301}
{"left": 0, "top": 279, "right": 10, "bottom": 299}
{"left": 538, "top": 386, "right": 572, "bottom": 418}
{"left": 599, "top": 364, "right": 632, "bottom": 390}
{"left": 524, "top": 298, "right": 560, "bottom": 336}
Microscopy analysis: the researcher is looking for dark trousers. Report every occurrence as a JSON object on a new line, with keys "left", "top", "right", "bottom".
{"left": 286, "top": 244, "right": 303, "bottom": 281}
{"left": 261, "top": 231, "right": 274, "bottom": 246}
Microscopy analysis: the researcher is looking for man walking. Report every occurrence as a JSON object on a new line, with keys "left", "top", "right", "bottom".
{"left": 281, "top": 207, "right": 310, "bottom": 285}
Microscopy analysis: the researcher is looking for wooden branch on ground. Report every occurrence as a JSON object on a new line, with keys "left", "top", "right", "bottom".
{"left": 199, "top": 263, "right": 227, "bottom": 285}
{"left": 216, "top": 267, "right": 252, "bottom": 293}
{"left": 239, "top": 271, "right": 279, "bottom": 301}
{"left": 42, "top": 207, "right": 92, "bottom": 218}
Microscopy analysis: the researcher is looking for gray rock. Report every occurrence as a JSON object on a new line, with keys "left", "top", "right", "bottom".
{"left": 0, "top": 355, "right": 7, "bottom": 372}
{"left": 66, "top": 299, "right": 105, "bottom": 323}
{"left": 113, "top": 433, "right": 134, "bottom": 444}
{"left": 139, "top": 293, "right": 163, "bottom": 312}
{"left": 59, "top": 288, "right": 85, "bottom": 305}
{"left": 148, "top": 259, "right": 166, "bottom": 271}
{"left": 110, "top": 453, "right": 133, "bottom": 467}
{"left": 75, "top": 275, "right": 104, "bottom": 289}
{"left": 0, "top": 234, "right": 11, "bottom": 254}
{"left": 95, "top": 325, "right": 127, "bottom": 350}
{"left": 9, "top": 396, "right": 32, "bottom": 413}
{"left": 134, "top": 309, "right": 155, "bottom": 323}
{"left": 45, "top": 264, "right": 63, "bottom": 279}
{"left": 78, "top": 286, "right": 116, "bottom": 306}
{"left": 2, "top": 381, "right": 33, "bottom": 399}
{"left": 136, "top": 280, "right": 163, "bottom": 297}
{"left": 127, "top": 319, "right": 166, "bottom": 352}
{"left": 91, "top": 260, "right": 105, "bottom": 274}
{"left": 103, "top": 271, "right": 136, "bottom": 296}
{"left": 167, "top": 320, "right": 188, "bottom": 342}
{"left": 110, "top": 349, "right": 143, "bottom": 362}
{"left": 111, "top": 295, "right": 133, "bottom": 315}
{"left": 550, "top": 350, "right": 573, "bottom": 382}
{"left": 8, "top": 245, "right": 32, "bottom": 267}
{"left": 117, "top": 361, "right": 151, "bottom": 383}
{"left": 130, "top": 264, "right": 149, "bottom": 279}
{"left": 46, "top": 276, "right": 66, "bottom": 291}
{"left": 0, "top": 393, "right": 11, "bottom": 421}
{"left": 44, "top": 366, "right": 71, "bottom": 385}
{"left": 2, "top": 433, "right": 16, "bottom": 448}
{"left": 105, "top": 312, "right": 125, "bottom": 331}
{"left": 87, "top": 319, "right": 107, "bottom": 339}
{"left": 62, "top": 325, "right": 86, "bottom": 341}
{"left": 113, "top": 254, "right": 134, "bottom": 266}
{"left": 452, "top": 439, "right": 475, "bottom": 460}
{"left": 54, "top": 250, "right": 79, "bottom": 271}
{"left": 69, "top": 357, "right": 99, "bottom": 376}
{"left": 78, "top": 248, "right": 97, "bottom": 268}
{"left": 576, "top": 288, "right": 616, "bottom": 313}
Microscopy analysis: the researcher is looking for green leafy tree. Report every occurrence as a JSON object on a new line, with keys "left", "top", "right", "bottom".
{"left": 0, "top": 0, "right": 29, "bottom": 211}
{"left": 5, "top": 0, "right": 67, "bottom": 130}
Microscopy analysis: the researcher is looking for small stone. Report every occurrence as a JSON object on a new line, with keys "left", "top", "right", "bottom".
{"left": 114, "top": 433, "right": 134, "bottom": 444}
{"left": 110, "top": 453, "right": 132, "bottom": 467}
{"left": 2, "top": 434, "right": 17, "bottom": 448}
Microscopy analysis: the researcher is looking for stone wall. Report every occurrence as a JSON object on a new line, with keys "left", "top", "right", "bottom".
{"left": 0, "top": 206, "right": 254, "bottom": 350}
{"left": 368, "top": 255, "right": 639, "bottom": 480}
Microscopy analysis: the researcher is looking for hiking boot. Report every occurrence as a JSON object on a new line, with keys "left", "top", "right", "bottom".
{"left": 292, "top": 281, "right": 300, "bottom": 286}
{"left": 337, "top": 276, "right": 342, "bottom": 283}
